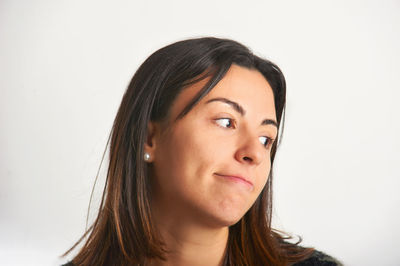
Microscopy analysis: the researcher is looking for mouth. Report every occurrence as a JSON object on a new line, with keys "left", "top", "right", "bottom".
{"left": 214, "top": 173, "right": 254, "bottom": 190}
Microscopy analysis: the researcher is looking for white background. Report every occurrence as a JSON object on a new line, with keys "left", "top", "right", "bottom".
{"left": 1, "top": 0, "right": 399, "bottom": 265}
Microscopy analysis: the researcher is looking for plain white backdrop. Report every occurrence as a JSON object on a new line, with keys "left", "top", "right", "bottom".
{"left": 1, "top": 0, "right": 399, "bottom": 265}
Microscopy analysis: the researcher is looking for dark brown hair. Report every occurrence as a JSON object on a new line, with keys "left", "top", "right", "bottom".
{"left": 63, "top": 37, "right": 314, "bottom": 265}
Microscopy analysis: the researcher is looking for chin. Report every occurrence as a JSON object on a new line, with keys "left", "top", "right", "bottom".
{"left": 206, "top": 208, "right": 248, "bottom": 228}
{"left": 189, "top": 193, "right": 255, "bottom": 228}
{"left": 222, "top": 216, "right": 243, "bottom": 227}
{"left": 214, "top": 199, "right": 254, "bottom": 226}
{"left": 215, "top": 215, "right": 245, "bottom": 228}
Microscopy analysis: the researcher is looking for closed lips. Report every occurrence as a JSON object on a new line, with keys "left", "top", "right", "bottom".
{"left": 214, "top": 173, "right": 253, "bottom": 186}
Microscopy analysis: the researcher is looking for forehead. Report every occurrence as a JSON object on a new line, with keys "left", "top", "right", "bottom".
{"left": 169, "top": 64, "right": 276, "bottom": 122}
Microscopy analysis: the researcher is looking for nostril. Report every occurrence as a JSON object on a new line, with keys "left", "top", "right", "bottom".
{"left": 243, "top": 156, "right": 252, "bottom": 162}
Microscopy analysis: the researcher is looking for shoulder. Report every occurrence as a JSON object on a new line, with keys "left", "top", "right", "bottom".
{"left": 293, "top": 249, "right": 343, "bottom": 266}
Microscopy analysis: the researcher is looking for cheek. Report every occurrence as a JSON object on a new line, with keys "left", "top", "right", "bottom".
{"left": 153, "top": 123, "right": 216, "bottom": 190}
{"left": 255, "top": 159, "right": 271, "bottom": 190}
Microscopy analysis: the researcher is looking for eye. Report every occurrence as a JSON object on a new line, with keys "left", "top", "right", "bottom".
{"left": 259, "top": 136, "right": 274, "bottom": 149}
{"left": 215, "top": 118, "right": 236, "bottom": 129}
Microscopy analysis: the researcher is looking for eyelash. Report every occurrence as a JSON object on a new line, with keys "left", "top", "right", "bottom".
{"left": 214, "top": 118, "right": 275, "bottom": 149}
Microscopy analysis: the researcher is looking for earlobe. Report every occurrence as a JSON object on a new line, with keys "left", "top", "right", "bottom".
{"left": 144, "top": 152, "right": 151, "bottom": 162}
{"left": 143, "top": 121, "right": 158, "bottom": 162}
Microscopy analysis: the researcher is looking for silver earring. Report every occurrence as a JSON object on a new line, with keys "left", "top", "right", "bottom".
{"left": 144, "top": 152, "right": 151, "bottom": 162}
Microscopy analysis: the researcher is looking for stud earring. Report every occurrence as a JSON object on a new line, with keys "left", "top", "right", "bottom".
{"left": 144, "top": 152, "right": 151, "bottom": 162}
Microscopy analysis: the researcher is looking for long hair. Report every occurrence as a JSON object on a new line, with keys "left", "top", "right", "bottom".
{"left": 63, "top": 37, "right": 314, "bottom": 265}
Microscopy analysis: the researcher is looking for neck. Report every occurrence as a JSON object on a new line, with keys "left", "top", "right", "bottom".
{"left": 148, "top": 209, "right": 229, "bottom": 266}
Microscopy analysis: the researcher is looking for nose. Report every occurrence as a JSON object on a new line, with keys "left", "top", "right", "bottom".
{"left": 234, "top": 134, "right": 265, "bottom": 165}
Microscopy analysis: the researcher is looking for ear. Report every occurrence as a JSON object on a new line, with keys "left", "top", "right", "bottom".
{"left": 143, "top": 121, "right": 159, "bottom": 162}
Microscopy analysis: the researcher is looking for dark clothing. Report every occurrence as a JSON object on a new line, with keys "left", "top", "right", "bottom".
{"left": 294, "top": 250, "right": 343, "bottom": 266}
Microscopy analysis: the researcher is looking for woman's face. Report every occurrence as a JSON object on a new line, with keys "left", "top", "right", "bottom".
{"left": 147, "top": 64, "right": 278, "bottom": 228}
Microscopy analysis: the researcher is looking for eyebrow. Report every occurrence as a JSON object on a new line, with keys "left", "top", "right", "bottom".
{"left": 205, "top": 97, "right": 278, "bottom": 128}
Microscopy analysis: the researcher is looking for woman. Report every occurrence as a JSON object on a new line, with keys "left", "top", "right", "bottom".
{"left": 63, "top": 37, "right": 342, "bottom": 265}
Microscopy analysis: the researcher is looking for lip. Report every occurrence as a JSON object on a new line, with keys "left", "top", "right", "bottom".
{"left": 214, "top": 173, "right": 254, "bottom": 189}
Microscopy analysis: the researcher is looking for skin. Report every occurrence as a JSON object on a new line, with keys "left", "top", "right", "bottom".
{"left": 144, "top": 64, "right": 278, "bottom": 266}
